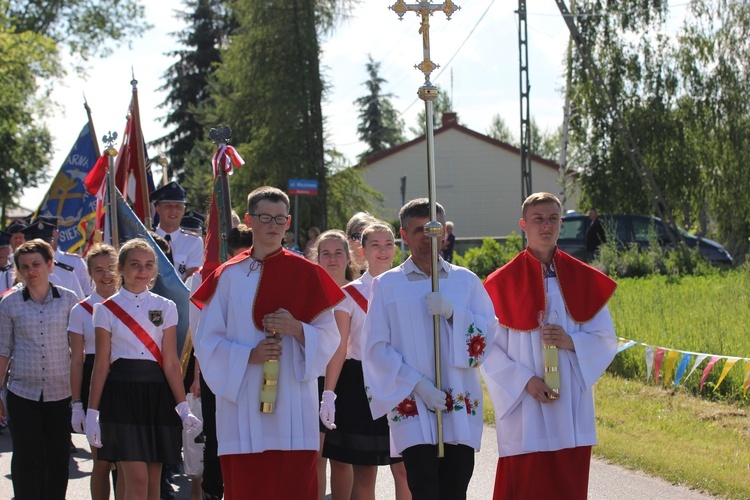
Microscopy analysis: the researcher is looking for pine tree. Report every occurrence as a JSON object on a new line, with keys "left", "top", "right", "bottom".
{"left": 354, "top": 55, "right": 405, "bottom": 160}
{"left": 153, "top": 0, "right": 234, "bottom": 209}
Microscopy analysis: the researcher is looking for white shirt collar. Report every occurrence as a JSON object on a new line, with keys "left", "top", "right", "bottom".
{"left": 402, "top": 257, "right": 449, "bottom": 277}
{"left": 119, "top": 287, "right": 148, "bottom": 303}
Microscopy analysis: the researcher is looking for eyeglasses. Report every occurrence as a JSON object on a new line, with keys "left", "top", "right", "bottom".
{"left": 251, "top": 213, "right": 290, "bottom": 225}
{"left": 349, "top": 232, "right": 362, "bottom": 242}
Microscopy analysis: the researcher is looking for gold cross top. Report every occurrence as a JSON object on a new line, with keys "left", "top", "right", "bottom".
{"left": 390, "top": 0, "right": 460, "bottom": 83}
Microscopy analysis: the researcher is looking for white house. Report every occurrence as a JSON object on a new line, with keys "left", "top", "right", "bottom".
{"left": 358, "top": 113, "right": 578, "bottom": 238}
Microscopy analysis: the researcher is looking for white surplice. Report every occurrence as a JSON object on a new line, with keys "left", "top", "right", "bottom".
{"left": 362, "top": 258, "right": 498, "bottom": 455}
{"left": 481, "top": 276, "right": 617, "bottom": 457}
{"left": 193, "top": 257, "right": 340, "bottom": 456}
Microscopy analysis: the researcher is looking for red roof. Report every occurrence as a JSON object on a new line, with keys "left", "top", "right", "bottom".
{"left": 359, "top": 119, "right": 561, "bottom": 172}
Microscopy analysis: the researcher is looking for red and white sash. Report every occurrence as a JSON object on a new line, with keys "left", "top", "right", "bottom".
{"left": 78, "top": 300, "right": 94, "bottom": 315}
{"left": 102, "top": 299, "right": 163, "bottom": 367}
{"left": 343, "top": 284, "right": 368, "bottom": 313}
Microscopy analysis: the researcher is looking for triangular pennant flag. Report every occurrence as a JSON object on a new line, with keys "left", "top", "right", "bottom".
{"left": 645, "top": 346, "right": 655, "bottom": 382}
{"left": 700, "top": 356, "right": 722, "bottom": 391}
{"left": 714, "top": 357, "right": 740, "bottom": 392}
{"left": 743, "top": 361, "right": 750, "bottom": 395}
{"left": 686, "top": 354, "right": 708, "bottom": 382}
{"left": 653, "top": 348, "right": 666, "bottom": 384}
{"left": 662, "top": 350, "right": 679, "bottom": 386}
{"left": 617, "top": 340, "right": 637, "bottom": 353}
{"left": 674, "top": 353, "right": 693, "bottom": 387}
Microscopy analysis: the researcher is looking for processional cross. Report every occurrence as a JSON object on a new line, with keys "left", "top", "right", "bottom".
{"left": 390, "top": 0, "right": 460, "bottom": 458}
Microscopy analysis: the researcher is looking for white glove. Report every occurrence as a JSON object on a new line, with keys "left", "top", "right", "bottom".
{"left": 86, "top": 409, "right": 102, "bottom": 448}
{"left": 71, "top": 401, "right": 86, "bottom": 434}
{"left": 176, "top": 401, "right": 202, "bottom": 432}
{"left": 414, "top": 377, "right": 447, "bottom": 411}
{"left": 319, "top": 390, "right": 337, "bottom": 430}
{"left": 425, "top": 292, "right": 453, "bottom": 318}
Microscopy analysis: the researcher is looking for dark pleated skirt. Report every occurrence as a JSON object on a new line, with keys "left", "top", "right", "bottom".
{"left": 98, "top": 358, "right": 182, "bottom": 463}
{"left": 81, "top": 353, "right": 95, "bottom": 410}
{"left": 318, "top": 375, "right": 327, "bottom": 433}
{"left": 322, "top": 359, "right": 398, "bottom": 465}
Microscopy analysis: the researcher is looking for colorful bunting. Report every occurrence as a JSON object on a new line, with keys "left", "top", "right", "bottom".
{"left": 662, "top": 350, "right": 679, "bottom": 386}
{"left": 653, "top": 348, "right": 666, "bottom": 384}
{"left": 673, "top": 353, "right": 692, "bottom": 387}
{"left": 645, "top": 346, "right": 655, "bottom": 382}
{"left": 700, "top": 356, "right": 722, "bottom": 391}
{"left": 618, "top": 338, "right": 748, "bottom": 394}
{"left": 715, "top": 357, "right": 741, "bottom": 391}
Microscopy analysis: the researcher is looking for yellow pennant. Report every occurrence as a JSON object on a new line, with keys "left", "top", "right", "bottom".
{"left": 714, "top": 357, "right": 741, "bottom": 392}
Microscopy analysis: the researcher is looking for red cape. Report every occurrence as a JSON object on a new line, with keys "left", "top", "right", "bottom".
{"left": 483, "top": 247, "right": 617, "bottom": 332}
{"left": 191, "top": 247, "right": 345, "bottom": 331}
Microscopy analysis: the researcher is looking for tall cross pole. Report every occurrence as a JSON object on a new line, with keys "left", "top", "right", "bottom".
{"left": 390, "top": 0, "right": 459, "bottom": 459}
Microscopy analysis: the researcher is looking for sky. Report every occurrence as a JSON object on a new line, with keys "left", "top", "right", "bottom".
{"left": 20, "top": 0, "right": 689, "bottom": 210}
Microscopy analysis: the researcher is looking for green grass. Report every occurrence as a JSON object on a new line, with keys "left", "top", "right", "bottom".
{"left": 594, "top": 373, "right": 750, "bottom": 499}
{"left": 608, "top": 271, "right": 750, "bottom": 403}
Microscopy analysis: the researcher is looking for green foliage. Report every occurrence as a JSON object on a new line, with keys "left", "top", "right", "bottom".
{"left": 0, "top": 1, "right": 147, "bottom": 212}
{"left": 206, "top": 0, "right": 329, "bottom": 229}
{"left": 453, "top": 233, "right": 523, "bottom": 280}
{"left": 326, "top": 163, "right": 384, "bottom": 231}
{"left": 153, "top": 0, "right": 234, "bottom": 196}
{"left": 592, "top": 223, "right": 715, "bottom": 279}
{"left": 486, "top": 114, "right": 515, "bottom": 143}
{"left": 354, "top": 55, "right": 405, "bottom": 159}
{"left": 7, "top": 0, "right": 149, "bottom": 62}
{"left": 409, "top": 85, "right": 457, "bottom": 137}
{"left": 0, "top": 25, "right": 62, "bottom": 211}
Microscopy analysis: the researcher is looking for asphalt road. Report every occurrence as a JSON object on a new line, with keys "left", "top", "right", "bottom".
{"left": 0, "top": 427, "right": 714, "bottom": 499}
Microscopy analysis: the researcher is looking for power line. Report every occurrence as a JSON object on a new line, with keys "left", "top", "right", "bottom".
{"left": 397, "top": 0, "right": 498, "bottom": 118}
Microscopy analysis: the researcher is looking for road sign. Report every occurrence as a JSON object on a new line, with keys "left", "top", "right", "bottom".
{"left": 288, "top": 179, "right": 319, "bottom": 196}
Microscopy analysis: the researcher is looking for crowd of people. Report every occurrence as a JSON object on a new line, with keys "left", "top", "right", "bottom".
{"left": 0, "top": 182, "right": 618, "bottom": 500}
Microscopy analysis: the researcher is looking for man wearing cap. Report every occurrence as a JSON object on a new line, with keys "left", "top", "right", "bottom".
{"left": 151, "top": 182, "right": 204, "bottom": 281}
{"left": 21, "top": 220, "right": 85, "bottom": 299}
{"left": 0, "top": 231, "right": 14, "bottom": 294}
{"left": 5, "top": 220, "right": 27, "bottom": 253}
{"left": 35, "top": 215, "right": 92, "bottom": 297}
{"left": 180, "top": 212, "right": 205, "bottom": 239}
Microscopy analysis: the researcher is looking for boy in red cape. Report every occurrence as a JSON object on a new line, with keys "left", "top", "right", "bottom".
{"left": 192, "top": 186, "right": 343, "bottom": 500}
{"left": 482, "top": 192, "right": 618, "bottom": 500}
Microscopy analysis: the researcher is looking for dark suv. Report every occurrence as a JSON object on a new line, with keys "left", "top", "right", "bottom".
{"left": 558, "top": 214, "right": 733, "bottom": 265}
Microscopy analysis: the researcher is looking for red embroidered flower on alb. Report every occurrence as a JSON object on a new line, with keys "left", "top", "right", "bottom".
{"left": 396, "top": 398, "right": 418, "bottom": 418}
{"left": 468, "top": 334, "right": 487, "bottom": 358}
{"left": 465, "top": 398, "right": 473, "bottom": 414}
{"left": 445, "top": 390, "right": 455, "bottom": 412}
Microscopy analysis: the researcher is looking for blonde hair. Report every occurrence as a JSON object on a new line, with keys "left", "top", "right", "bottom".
{"left": 521, "top": 192, "right": 562, "bottom": 218}
{"left": 86, "top": 244, "right": 118, "bottom": 272}
{"left": 118, "top": 238, "right": 157, "bottom": 269}
{"left": 360, "top": 222, "right": 395, "bottom": 246}
{"left": 310, "top": 229, "right": 355, "bottom": 281}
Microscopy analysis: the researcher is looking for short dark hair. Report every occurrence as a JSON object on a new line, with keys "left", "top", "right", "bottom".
{"left": 521, "top": 192, "right": 562, "bottom": 218}
{"left": 227, "top": 224, "right": 254, "bottom": 255}
{"left": 247, "top": 186, "right": 290, "bottom": 215}
{"left": 14, "top": 239, "right": 54, "bottom": 268}
{"left": 399, "top": 198, "right": 446, "bottom": 229}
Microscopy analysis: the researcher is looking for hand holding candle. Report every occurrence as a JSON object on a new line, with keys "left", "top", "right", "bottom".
{"left": 538, "top": 310, "right": 560, "bottom": 398}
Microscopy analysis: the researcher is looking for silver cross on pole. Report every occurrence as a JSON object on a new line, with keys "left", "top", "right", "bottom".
{"left": 390, "top": 0, "right": 459, "bottom": 459}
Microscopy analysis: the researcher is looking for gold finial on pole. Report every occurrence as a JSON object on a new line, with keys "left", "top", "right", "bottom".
{"left": 102, "top": 131, "right": 120, "bottom": 248}
{"left": 390, "top": 0, "right": 460, "bottom": 459}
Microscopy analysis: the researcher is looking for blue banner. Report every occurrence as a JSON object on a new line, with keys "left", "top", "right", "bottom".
{"left": 115, "top": 190, "right": 190, "bottom": 356}
{"left": 37, "top": 123, "right": 99, "bottom": 253}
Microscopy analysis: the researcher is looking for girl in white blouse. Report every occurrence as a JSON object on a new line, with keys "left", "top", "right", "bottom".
{"left": 86, "top": 238, "right": 199, "bottom": 500}
{"left": 68, "top": 244, "right": 118, "bottom": 500}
